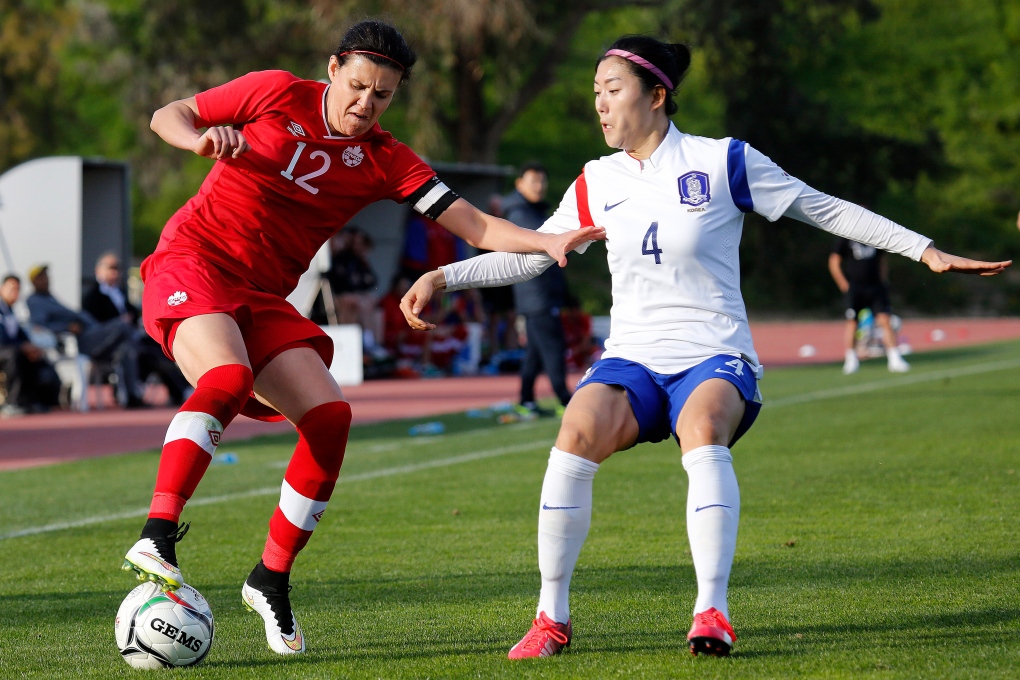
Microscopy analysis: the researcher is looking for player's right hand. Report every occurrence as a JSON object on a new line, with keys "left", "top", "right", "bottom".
{"left": 400, "top": 269, "right": 447, "bottom": 331}
{"left": 193, "top": 126, "right": 249, "bottom": 160}
{"left": 544, "top": 226, "right": 607, "bottom": 267}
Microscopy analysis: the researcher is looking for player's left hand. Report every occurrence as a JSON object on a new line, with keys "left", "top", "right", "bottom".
{"left": 544, "top": 226, "right": 607, "bottom": 267}
{"left": 920, "top": 246, "right": 1011, "bottom": 276}
{"left": 400, "top": 269, "right": 446, "bottom": 331}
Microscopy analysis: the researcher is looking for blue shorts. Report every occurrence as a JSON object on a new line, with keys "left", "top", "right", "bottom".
{"left": 576, "top": 355, "right": 762, "bottom": 446}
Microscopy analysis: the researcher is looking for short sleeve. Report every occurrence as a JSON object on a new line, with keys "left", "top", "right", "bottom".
{"left": 536, "top": 171, "right": 593, "bottom": 254}
{"left": 727, "top": 140, "right": 807, "bottom": 222}
{"left": 194, "top": 70, "right": 298, "bottom": 127}
{"left": 832, "top": 237, "right": 849, "bottom": 256}
{"left": 384, "top": 142, "right": 439, "bottom": 203}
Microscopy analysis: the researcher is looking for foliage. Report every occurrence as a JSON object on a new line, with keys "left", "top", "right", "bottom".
{"left": 0, "top": 1, "right": 1018, "bottom": 313}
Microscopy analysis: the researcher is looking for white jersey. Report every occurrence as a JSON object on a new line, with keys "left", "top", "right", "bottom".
{"left": 442, "top": 123, "right": 932, "bottom": 376}
{"left": 541, "top": 123, "right": 801, "bottom": 374}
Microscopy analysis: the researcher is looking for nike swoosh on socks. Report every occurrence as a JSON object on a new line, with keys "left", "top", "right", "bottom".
{"left": 695, "top": 504, "right": 732, "bottom": 512}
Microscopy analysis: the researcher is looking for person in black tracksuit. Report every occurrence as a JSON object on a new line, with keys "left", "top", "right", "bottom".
{"left": 503, "top": 162, "right": 572, "bottom": 414}
{"left": 829, "top": 237, "right": 910, "bottom": 374}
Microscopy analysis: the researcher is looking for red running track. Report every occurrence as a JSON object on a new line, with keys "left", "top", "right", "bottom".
{"left": 2, "top": 317, "right": 1018, "bottom": 471}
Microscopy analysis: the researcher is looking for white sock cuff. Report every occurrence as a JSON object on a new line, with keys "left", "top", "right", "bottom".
{"left": 682, "top": 445, "right": 732, "bottom": 471}
{"left": 548, "top": 447, "right": 600, "bottom": 480}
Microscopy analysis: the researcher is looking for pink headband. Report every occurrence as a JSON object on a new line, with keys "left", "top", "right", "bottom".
{"left": 604, "top": 49, "right": 673, "bottom": 90}
{"left": 337, "top": 50, "right": 405, "bottom": 71}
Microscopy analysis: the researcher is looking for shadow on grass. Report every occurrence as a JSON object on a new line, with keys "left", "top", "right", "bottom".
{"left": 6, "top": 551, "right": 1019, "bottom": 627}
{"left": 5, "top": 552, "right": 1019, "bottom": 670}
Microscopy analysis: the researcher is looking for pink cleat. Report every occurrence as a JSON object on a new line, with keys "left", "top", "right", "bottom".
{"left": 687, "top": 607, "right": 737, "bottom": 657}
{"left": 508, "top": 611, "right": 572, "bottom": 659}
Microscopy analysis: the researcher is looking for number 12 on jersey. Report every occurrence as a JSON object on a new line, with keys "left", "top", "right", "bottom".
{"left": 281, "top": 142, "right": 331, "bottom": 195}
{"left": 641, "top": 222, "right": 663, "bottom": 264}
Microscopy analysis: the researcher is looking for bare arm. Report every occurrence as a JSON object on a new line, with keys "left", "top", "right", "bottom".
{"left": 436, "top": 198, "right": 603, "bottom": 267}
{"left": 150, "top": 97, "right": 250, "bottom": 160}
{"left": 828, "top": 253, "right": 849, "bottom": 293}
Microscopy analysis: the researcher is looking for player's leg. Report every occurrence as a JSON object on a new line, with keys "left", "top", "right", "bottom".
{"left": 518, "top": 315, "right": 543, "bottom": 411}
{"left": 875, "top": 311, "right": 909, "bottom": 372}
{"left": 509, "top": 381, "right": 639, "bottom": 659}
{"left": 532, "top": 310, "right": 572, "bottom": 408}
{"left": 843, "top": 295, "right": 861, "bottom": 374}
{"left": 124, "top": 313, "right": 253, "bottom": 589}
{"left": 675, "top": 376, "right": 747, "bottom": 657}
{"left": 241, "top": 346, "right": 350, "bottom": 655}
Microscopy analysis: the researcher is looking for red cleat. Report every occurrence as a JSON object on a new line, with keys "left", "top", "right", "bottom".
{"left": 687, "top": 607, "right": 737, "bottom": 657}
{"left": 508, "top": 611, "right": 572, "bottom": 659}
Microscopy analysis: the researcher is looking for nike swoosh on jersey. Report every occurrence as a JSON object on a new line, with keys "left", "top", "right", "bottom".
{"left": 604, "top": 198, "right": 629, "bottom": 211}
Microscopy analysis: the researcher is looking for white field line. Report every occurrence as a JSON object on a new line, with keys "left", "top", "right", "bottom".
{"left": 765, "top": 357, "right": 1020, "bottom": 409}
{"left": 0, "top": 441, "right": 548, "bottom": 541}
{"left": 5, "top": 356, "right": 1018, "bottom": 542}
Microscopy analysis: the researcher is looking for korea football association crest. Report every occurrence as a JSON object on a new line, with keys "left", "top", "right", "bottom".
{"left": 343, "top": 145, "right": 365, "bottom": 167}
{"left": 678, "top": 170, "right": 711, "bottom": 206}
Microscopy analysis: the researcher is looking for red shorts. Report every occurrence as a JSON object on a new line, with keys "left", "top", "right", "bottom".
{"left": 141, "top": 251, "right": 333, "bottom": 376}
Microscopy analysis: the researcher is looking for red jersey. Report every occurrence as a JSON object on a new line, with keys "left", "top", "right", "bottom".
{"left": 148, "top": 70, "right": 436, "bottom": 298}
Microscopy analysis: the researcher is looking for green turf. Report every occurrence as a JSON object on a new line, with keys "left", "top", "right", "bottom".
{"left": 2, "top": 341, "right": 1019, "bottom": 678}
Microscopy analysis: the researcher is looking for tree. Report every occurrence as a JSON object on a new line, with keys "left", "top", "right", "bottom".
{"left": 321, "top": 0, "right": 667, "bottom": 162}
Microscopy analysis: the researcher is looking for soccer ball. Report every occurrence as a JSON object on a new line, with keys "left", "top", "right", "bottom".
{"left": 115, "top": 582, "right": 215, "bottom": 669}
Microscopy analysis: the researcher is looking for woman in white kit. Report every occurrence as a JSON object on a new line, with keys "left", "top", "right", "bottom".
{"left": 401, "top": 35, "right": 1010, "bottom": 658}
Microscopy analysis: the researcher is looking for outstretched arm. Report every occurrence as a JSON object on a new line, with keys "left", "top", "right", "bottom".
{"left": 436, "top": 199, "right": 603, "bottom": 267}
{"left": 150, "top": 97, "right": 249, "bottom": 160}
{"left": 785, "top": 188, "right": 1010, "bottom": 275}
{"left": 400, "top": 250, "right": 556, "bottom": 331}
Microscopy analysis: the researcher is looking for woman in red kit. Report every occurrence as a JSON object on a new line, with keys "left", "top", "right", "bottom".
{"left": 122, "top": 20, "right": 601, "bottom": 656}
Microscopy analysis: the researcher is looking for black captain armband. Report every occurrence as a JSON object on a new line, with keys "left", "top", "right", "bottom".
{"left": 408, "top": 176, "right": 459, "bottom": 220}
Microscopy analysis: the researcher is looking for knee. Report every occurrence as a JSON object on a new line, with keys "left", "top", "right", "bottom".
{"left": 680, "top": 418, "right": 731, "bottom": 449}
{"left": 296, "top": 401, "right": 352, "bottom": 472}
{"left": 555, "top": 420, "right": 602, "bottom": 460}
{"left": 197, "top": 364, "right": 253, "bottom": 402}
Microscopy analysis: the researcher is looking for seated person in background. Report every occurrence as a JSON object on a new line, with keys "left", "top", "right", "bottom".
{"left": 378, "top": 272, "right": 472, "bottom": 376}
{"left": 26, "top": 263, "right": 146, "bottom": 408}
{"left": 83, "top": 252, "right": 191, "bottom": 406}
{"left": 0, "top": 274, "right": 60, "bottom": 414}
{"left": 829, "top": 238, "right": 910, "bottom": 374}
{"left": 327, "top": 227, "right": 383, "bottom": 350}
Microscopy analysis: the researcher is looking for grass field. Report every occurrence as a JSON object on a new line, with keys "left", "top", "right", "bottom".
{"left": 2, "top": 341, "right": 1019, "bottom": 678}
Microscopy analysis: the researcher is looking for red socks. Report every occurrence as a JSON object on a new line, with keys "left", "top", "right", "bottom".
{"left": 262, "top": 400, "right": 352, "bottom": 573}
{"left": 148, "top": 364, "right": 253, "bottom": 522}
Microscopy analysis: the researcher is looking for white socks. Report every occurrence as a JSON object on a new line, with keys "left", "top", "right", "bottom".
{"left": 536, "top": 447, "right": 599, "bottom": 624}
{"left": 887, "top": 346, "right": 910, "bottom": 372}
{"left": 683, "top": 445, "right": 740, "bottom": 618}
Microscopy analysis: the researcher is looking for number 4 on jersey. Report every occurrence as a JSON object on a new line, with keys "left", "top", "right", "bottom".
{"left": 642, "top": 221, "right": 663, "bottom": 264}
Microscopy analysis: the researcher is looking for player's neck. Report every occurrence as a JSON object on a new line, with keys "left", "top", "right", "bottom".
{"left": 626, "top": 118, "right": 670, "bottom": 161}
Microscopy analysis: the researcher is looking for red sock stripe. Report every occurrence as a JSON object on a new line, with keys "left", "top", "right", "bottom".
{"left": 149, "top": 364, "right": 254, "bottom": 522}
{"left": 263, "top": 400, "right": 353, "bottom": 571}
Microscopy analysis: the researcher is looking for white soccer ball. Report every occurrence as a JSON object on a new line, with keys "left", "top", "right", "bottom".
{"left": 115, "top": 582, "right": 215, "bottom": 669}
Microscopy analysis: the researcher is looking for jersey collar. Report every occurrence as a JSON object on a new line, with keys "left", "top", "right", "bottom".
{"left": 319, "top": 86, "right": 387, "bottom": 142}
{"left": 622, "top": 122, "right": 682, "bottom": 174}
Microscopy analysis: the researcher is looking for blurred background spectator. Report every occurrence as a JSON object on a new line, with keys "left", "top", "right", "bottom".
{"left": 504, "top": 161, "right": 572, "bottom": 416}
{"left": 326, "top": 227, "right": 384, "bottom": 354}
{"left": 26, "top": 263, "right": 147, "bottom": 408}
{"left": 83, "top": 252, "right": 191, "bottom": 405}
{"left": 0, "top": 274, "right": 60, "bottom": 415}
